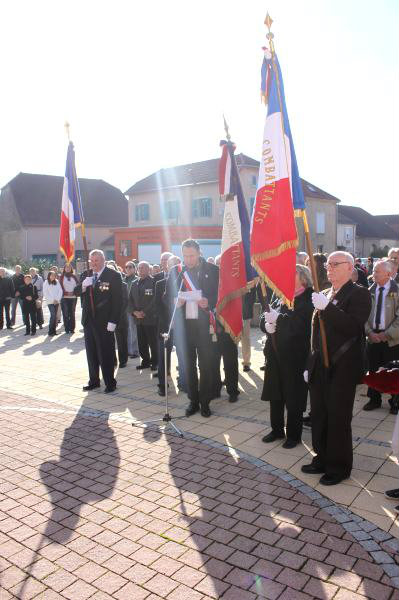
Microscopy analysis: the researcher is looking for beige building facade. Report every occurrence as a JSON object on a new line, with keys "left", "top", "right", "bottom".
{"left": 125, "top": 154, "right": 339, "bottom": 257}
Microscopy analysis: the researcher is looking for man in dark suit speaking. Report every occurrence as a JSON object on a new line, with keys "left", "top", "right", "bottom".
{"left": 166, "top": 239, "right": 219, "bottom": 417}
{"left": 75, "top": 249, "right": 122, "bottom": 393}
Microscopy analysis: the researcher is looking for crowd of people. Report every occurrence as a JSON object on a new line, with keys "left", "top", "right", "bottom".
{"left": 1, "top": 244, "right": 399, "bottom": 498}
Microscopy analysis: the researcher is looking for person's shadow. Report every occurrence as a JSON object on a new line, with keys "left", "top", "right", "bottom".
{"left": 39, "top": 398, "right": 120, "bottom": 545}
{"left": 142, "top": 425, "right": 233, "bottom": 599}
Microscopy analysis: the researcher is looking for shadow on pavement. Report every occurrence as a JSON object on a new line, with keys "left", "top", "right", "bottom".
{"left": 39, "top": 399, "right": 120, "bottom": 544}
{"left": 142, "top": 426, "right": 393, "bottom": 599}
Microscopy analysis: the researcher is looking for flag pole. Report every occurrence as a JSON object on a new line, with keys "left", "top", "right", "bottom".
{"left": 264, "top": 15, "right": 329, "bottom": 368}
{"left": 64, "top": 122, "right": 94, "bottom": 314}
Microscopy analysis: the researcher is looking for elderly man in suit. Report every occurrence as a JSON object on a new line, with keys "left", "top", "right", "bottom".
{"left": 75, "top": 249, "right": 123, "bottom": 393}
{"left": 154, "top": 255, "right": 181, "bottom": 396}
{"left": 363, "top": 259, "right": 399, "bottom": 413}
{"left": 388, "top": 248, "right": 399, "bottom": 284}
{"left": 129, "top": 261, "right": 158, "bottom": 371}
{"left": 302, "top": 251, "right": 371, "bottom": 486}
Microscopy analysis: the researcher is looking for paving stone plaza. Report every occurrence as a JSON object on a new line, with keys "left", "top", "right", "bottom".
{"left": 1, "top": 309, "right": 399, "bottom": 599}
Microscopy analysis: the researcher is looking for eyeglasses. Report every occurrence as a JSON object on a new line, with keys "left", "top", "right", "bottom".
{"left": 325, "top": 261, "right": 349, "bottom": 269}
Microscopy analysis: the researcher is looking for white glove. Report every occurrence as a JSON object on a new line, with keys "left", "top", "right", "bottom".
{"left": 265, "top": 322, "right": 276, "bottom": 334}
{"left": 107, "top": 322, "right": 116, "bottom": 332}
{"left": 263, "top": 308, "right": 279, "bottom": 324}
{"left": 303, "top": 370, "right": 308, "bottom": 383}
{"left": 82, "top": 276, "right": 93, "bottom": 290}
{"left": 312, "top": 292, "right": 329, "bottom": 311}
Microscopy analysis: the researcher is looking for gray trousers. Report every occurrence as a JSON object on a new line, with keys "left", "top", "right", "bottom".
{"left": 11, "top": 297, "right": 23, "bottom": 324}
{"left": 127, "top": 313, "right": 139, "bottom": 356}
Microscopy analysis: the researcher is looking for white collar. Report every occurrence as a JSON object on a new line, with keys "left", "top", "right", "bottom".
{"left": 93, "top": 266, "right": 105, "bottom": 279}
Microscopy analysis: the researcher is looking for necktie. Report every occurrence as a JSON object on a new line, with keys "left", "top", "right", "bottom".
{"left": 375, "top": 286, "right": 385, "bottom": 330}
{"left": 93, "top": 273, "right": 98, "bottom": 286}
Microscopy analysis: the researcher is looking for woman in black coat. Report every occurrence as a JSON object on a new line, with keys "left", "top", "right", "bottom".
{"left": 260, "top": 265, "right": 314, "bottom": 448}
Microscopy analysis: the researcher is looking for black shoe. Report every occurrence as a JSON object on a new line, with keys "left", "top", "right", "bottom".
{"left": 229, "top": 395, "right": 239, "bottom": 403}
{"left": 201, "top": 405, "right": 211, "bottom": 418}
{"left": 82, "top": 383, "right": 101, "bottom": 391}
{"left": 136, "top": 363, "right": 150, "bottom": 370}
{"left": 260, "top": 365, "right": 266, "bottom": 371}
{"left": 119, "top": 363, "right": 127, "bottom": 368}
{"left": 185, "top": 402, "right": 199, "bottom": 417}
{"left": 262, "top": 431, "right": 285, "bottom": 443}
{"left": 104, "top": 385, "right": 117, "bottom": 394}
{"left": 282, "top": 439, "right": 299, "bottom": 449}
{"left": 151, "top": 365, "right": 158, "bottom": 372}
{"left": 385, "top": 488, "right": 399, "bottom": 500}
{"left": 363, "top": 400, "right": 382, "bottom": 411}
{"left": 301, "top": 463, "right": 325, "bottom": 475}
{"left": 319, "top": 473, "right": 348, "bottom": 486}
{"left": 152, "top": 372, "right": 159, "bottom": 378}
{"left": 243, "top": 365, "right": 251, "bottom": 372}
{"left": 39, "top": 325, "right": 43, "bottom": 329}
{"left": 157, "top": 387, "right": 166, "bottom": 397}
{"left": 24, "top": 332, "right": 30, "bottom": 336}
{"left": 31, "top": 332, "right": 36, "bottom": 336}
{"left": 7, "top": 326, "right": 13, "bottom": 330}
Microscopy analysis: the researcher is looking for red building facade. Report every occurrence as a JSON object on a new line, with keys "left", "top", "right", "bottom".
{"left": 113, "top": 225, "right": 223, "bottom": 267}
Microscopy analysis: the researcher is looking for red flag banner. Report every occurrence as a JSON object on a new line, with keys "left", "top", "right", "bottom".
{"left": 216, "top": 141, "right": 252, "bottom": 341}
{"left": 250, "top": 50, "right": 305, "bottom": 308}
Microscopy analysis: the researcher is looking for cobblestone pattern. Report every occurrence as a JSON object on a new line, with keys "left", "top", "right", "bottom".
{"left": 0, "top": 393, "right": 399, "bottom": 599}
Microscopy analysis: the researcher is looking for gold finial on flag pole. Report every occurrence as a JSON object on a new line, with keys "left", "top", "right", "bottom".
{"left": 64, "top": 121, "right": 71, "bottom": 142}
{"left": 264, "top": 13, "right": 275, "bottom": 54}
{"left": 223, "top": 114, "right": 231, "bottom": 141}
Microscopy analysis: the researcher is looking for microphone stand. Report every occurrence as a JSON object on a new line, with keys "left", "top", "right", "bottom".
{"left": 132, "top": 276, "right": 185, "bottom": 437}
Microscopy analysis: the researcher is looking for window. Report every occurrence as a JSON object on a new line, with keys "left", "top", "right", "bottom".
{"left": 32, "top": 254, "right": 57, "bottom": 262}
{"left": 135, "top": 203, "right": 149, "bottom": 221}
{"left": 344, "top": 227, "right": 353, "bottom": 241}
{"left": 119, "top": 240, "right": 132, "bottom": 257}
{"left": 165, "top": 200, "right": 180, "bottom": 220}
{"left": 251, "top": 175, "right": 257, "bottom": 187}
{"left": 316, "top": 212, "right": 325, "bottom": 234}
{"left": 192, "top": 197, "right": 212, "bottom": 218}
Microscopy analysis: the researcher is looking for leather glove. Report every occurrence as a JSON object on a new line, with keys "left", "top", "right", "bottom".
{"left": 263, "top": 308, "right": 279, "bottom": 324}
{"left": 311, "top": 292, "right": 329, "bottom": 310}
{"left": 303, "top": 370, "right": 308, "bottom": 383}
{"left": 82, "top": 276, "right": 93, "bottom": 289}
{"left": 107, "top": 322, "right": 116, "bottom": 332}
{"left": 265, "top": 322, "right": 276, "bottom": 334}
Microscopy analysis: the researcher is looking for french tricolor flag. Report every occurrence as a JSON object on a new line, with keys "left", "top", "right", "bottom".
{"left": 250, "top": 49, "right": 305, "bottom": 307}
{"left": 216, "top": 141, "right": 255, "bottom": 342}
{"left": 59, "top": 142, "right": 83, "bottom": 263}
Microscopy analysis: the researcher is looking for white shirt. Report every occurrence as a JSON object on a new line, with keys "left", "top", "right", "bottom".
{"left": 93, "top": 266, "right": 105, "bottom": 284}
{"left": 373, "top": 282, "right": 390, "bottom": 330}
{"left": 43, "top": 280, "right": 63, "bottom": 304}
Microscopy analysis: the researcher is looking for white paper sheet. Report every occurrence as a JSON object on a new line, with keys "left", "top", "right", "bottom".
{"left": 178, "top": 290, "right": 202, "bottom": 319}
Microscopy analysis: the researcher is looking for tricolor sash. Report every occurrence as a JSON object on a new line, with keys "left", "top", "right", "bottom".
{"left": 180, "top": 271, "right": 216, "bottom": 341}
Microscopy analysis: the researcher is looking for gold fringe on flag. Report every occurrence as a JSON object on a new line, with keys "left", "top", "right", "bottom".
{"left": 251, "top": 258, "right": 294, "bottom": 310}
